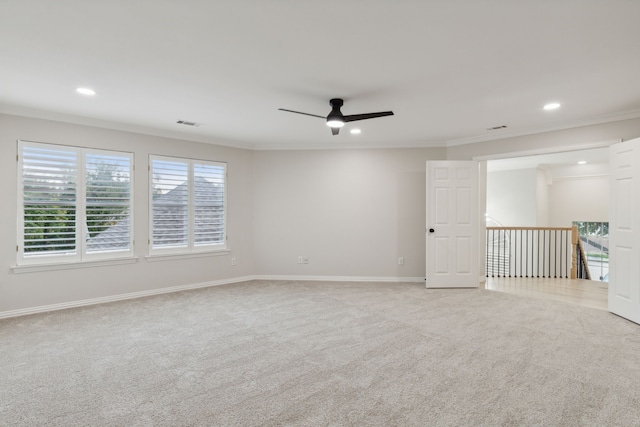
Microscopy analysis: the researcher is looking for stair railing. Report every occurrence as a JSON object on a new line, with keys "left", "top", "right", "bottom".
{"left": 486, "top": 226, "right": 588, "bottom": 279}
{"left": 573, "top": 228, "right": 591, "bottom": 280}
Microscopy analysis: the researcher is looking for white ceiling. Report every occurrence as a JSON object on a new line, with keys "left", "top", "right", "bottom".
{"left": 2, "top": 1, "right": 640, "bottom": 150}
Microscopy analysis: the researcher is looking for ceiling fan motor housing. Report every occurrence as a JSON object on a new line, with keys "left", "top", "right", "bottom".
{"left": 327, "top": 98, "right": 345, "bottom": 127}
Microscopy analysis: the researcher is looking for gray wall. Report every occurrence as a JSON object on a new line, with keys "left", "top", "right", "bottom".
{"left": 1, "top": 114, "right": 255, "bottom": 313}
{"left": 252, "top": 148, "right": 446, "bottom": 280}
{"left": 2, "top": 112, "right": 640, "bottom": 314}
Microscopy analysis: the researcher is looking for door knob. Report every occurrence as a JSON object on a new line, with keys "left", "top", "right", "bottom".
{"left": 429, "top": 228, "right": 435, "bottom": 233}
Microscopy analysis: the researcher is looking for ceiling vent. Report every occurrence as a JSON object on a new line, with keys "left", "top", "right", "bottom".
{"left": 176, "top": 120, "right": 200, "bottom": 127}
{"left": 486, "top": 125, "right": 508, "bottom": 131}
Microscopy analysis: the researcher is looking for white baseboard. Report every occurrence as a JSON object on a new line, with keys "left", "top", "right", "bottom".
{"left": 0, "top": 275, "right": 256, "bottom": 320}
{"left": 252, "top": 275, "right": 426, "bottom": 283}
{"left": 0, "top": 275, "right": 425, "bottom": 319}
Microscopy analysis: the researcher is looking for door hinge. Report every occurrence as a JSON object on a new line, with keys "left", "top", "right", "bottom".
{"left": 16, "top": 245, "right": 19, "bottom": 252}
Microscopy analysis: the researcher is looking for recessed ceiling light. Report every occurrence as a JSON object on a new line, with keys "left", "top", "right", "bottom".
{"left": 350, "top": 129, "right": 361, "bottom": 134}
{"left": 577, "top": 161, "right": 587, "bottom": 165}
{"left": 76, "top": 87, "right": 96, "bottom": 96}
{"left": 543, "top": 102, "right": 560, "bottom": 110}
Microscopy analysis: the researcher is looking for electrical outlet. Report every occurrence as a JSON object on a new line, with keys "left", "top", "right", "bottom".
{"left": 231, "top": 257, "right": 237, "bottom": 266}
{"left": 398, "top": 257, "right": 404, "bottom": 265}
{"left": 302, "top": 256, "right": 309, "bottom": 264}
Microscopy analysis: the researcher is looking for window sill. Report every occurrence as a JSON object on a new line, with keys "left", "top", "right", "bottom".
{"left": 12, "top": 257, "right": 139, "bottom": 274}
{"left": 145, "top": 250, "right": 230, "bottom": 262}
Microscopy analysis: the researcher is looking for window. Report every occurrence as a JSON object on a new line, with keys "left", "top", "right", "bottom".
{"left": 573, "top": 221, "right": 609, "bottom": 282}
{"left": 150, "top": 155, "right": 226, "bottom": 254}
{"left": 17, "top": 141, "right": 134, "bottom": 265}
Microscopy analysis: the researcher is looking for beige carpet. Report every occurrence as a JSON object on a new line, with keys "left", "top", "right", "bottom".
{"left": 1, "top": 280, "right": 639, "bottom": 426}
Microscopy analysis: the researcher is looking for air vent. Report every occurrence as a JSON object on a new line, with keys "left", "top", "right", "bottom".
{"left": 486, "top": 125, "right": 508, "bottom": 131}
{"left": 176, "top": 120, "right": 200, "bottom": 127}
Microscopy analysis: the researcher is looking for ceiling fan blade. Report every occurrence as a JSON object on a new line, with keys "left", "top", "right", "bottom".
{"left": 278, "top": 108, "right": 325, "bottom": 119}
{"left": 331, "top": 127, "right": 340, "bottom": 136}
{"left": 343, "top": 111, "right": 394, "bottom": 122}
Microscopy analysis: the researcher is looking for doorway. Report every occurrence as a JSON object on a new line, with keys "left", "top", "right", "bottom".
{"left": 478, "top": 142, "right": 614, "bottom": 307}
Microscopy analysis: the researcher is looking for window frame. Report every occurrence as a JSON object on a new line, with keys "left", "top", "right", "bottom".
{"left": 148, "top": 155, "right": 227, "bottom": 256}
{"left": 17, "top": 140, "right": 135, "bottom": 266}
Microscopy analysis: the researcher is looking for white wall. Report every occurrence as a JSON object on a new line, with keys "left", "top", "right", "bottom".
{"left": 536, "top": 168, "right": 550, "bottom": 226}
{"left": 486, "top": 169, "right": 538, "bottom": 226}
{"left": 486, "top": 165, "right": 607, "bottom": 228}
{"left": 253, "top": 148, "right": 446, "bottom": 279}
{"left": 548, "top": 176, "right": 609, "bottom": 226}
{"left": 0, "top": 114, "right": 255, "bottom": 313}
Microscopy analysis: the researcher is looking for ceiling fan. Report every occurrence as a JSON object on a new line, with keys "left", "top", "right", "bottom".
{"left": 279, "top": 98, "right": 394, "bottom": 135}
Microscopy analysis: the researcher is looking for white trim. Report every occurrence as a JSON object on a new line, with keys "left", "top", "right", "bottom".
{"left": 252, "top": 275, "right": 426, "bottom": 283}
{"left": 0, "top": 275, "right": 427, "bottom": 319}
{"left": 4, "top": 104, "right": 640, "bottom": 152}
{"left": 17, "top": 140, "right": 135, "bottom": 265}
{"left": 472, "top": 139, "right": 621, "bottom": 162}
{"left": 0, "top": 275, "right": 256, "bottom": 319}
{"left": 551, "top": 173, "right": 609, "bottom": 182}
{"left": 148, "top": 155, "right": 228, "bottom": 256}
{"left": 0, "top": 105, "right": 255, "bottom": 150}
{"left": 11, "top": 256, "right": 139, "bottom": 274}
{"left": 251, "top": 140, "right": 446, "bottom": 151}
{"left": 145, "top": 250, "right": 230, "bottom": 262}
{"left": 447, "top": 110, "right": 640, "bottom": 147}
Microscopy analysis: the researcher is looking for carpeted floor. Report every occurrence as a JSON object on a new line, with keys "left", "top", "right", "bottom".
{"left": 1, "top": 280, "right": 639, "bottom": 426}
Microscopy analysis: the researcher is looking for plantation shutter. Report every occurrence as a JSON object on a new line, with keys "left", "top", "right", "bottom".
{"left": 85, "top": 151, "right": 132, "bottom": 253}
{"left": 150, "top": 156, "right": 227, "bottom": 254}
{"left": 21, "top": 144, "right": 78, "bottom": 257}
{"left": 194, "top": 162, "right": 226, "bottom": 246}
{"left": 151, "top": 158, "right": 189, "bottom": 249}
{"left": 18, "top": 141, "right": 134, "bottom": 265}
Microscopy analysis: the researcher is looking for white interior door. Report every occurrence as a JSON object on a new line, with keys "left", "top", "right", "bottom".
{"left": 426, "top": 161, "right": 479, "bottom": 288}
{"left": 609, "top": 138, "right": 640, "bottom": 324}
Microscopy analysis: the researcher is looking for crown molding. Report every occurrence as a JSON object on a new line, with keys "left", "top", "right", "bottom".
{"left": 252, "top": 139, "right": 446, "bottom": 151}
{"left": 446, "top": 109, "right": 640, "bottom": 147}
{"left": 474, "top": 139, "right": 621, "bottom": 162}
{"left": 4, "top": 103, "right": 640, "bottom": 152}
{"left": 0, "top": 104, "right": 255, "bottom": 150}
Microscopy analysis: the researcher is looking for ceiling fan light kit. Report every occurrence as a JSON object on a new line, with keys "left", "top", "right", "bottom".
{"left": 279, "top": 98, "right": 394, "bottom": 136}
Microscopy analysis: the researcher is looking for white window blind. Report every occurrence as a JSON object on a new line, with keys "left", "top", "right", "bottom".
{"left": 194, "top": 163, "right": 225, "bottom": 246}
{"left": 21, "top": 144, "right": 78, "bottom": 256}
{"left": 85, "top": 151, "right": 133, "bottom": 254}
{"left": 18, "top": 141, "right": 133, "bottom": 265}
{"left": 151, "top": 158, "right": 189, "bottom": 249}
{"left": 150, "top": 156, "right": 226, "bottom": 254}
